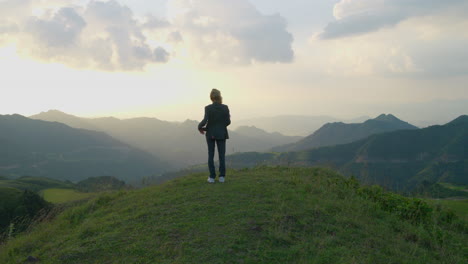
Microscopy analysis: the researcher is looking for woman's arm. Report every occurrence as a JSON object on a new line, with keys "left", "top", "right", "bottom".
{"left": 225, "top": 106, "right": 231, "bottom": 127}
{"left": 198, "top": 106, "right": 209, "bottom": 131}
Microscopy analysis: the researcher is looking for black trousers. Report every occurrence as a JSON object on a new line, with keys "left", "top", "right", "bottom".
{"left": 206, "top": 137, "right": 226, "bottom": 178}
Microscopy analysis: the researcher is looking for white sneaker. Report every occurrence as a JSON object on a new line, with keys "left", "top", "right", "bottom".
{"left": 207, "top": 178, "right": 215, "bottom": 183}
{"left": 219, "top": 177, "right": 225, "bottom": 183}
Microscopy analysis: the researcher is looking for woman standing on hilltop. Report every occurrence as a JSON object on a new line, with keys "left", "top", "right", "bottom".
{"left": 198, "top": 89, "right": 231, "bottom": 183}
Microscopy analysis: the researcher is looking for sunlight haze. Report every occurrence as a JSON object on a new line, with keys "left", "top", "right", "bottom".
{"left": 1, "top": 0, "right": 467, "bottom": 125}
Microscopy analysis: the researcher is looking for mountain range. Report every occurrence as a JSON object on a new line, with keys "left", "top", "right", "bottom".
{"left": 228, "top": 115, "right": 468, "bottom": 192}
{"left": 272, "top": 114, "right": 418, "bottom": 152}
{"left": 30, "top": 110, "right": 302, "bottom": 168}
{"left": 0, "top": 114, "right": 164, "bottom": 183}
{"left": 233, "top": 115, "right": 371, "bottom": 136}
{"left": 10, "top": 110, "right": 467, "bottom": 194}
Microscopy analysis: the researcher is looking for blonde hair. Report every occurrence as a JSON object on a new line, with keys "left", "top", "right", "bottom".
{"left": 210, "top": 88, "right": 223, "bottom": 104}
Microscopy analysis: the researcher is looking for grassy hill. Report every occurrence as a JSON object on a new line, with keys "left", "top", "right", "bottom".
{"left": 40, "top": 189, "right": 96, "bottom": 204}
{"left": 1, "top": 167, "right": 466, "bottom": 263}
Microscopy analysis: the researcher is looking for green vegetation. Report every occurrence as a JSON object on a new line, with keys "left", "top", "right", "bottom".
{"left": 229, "top": 116, "right": 468, "bottom": 194}
{"left": 0, "top": 176, "right": 75, "bottom": 192}
{"left": 427, "top": 199, "right": 468, "bottom": 221}
{"left": 0, "top": 176, "right": 74, "bottom": 240}
{"left": 1, "top": 167, "right": 466, "bottom": 263}
{"left": 0, "top": 175, "right": 129, "bottom": 242}
{"left": 0, "top": 114, "right": 163, "bottom": 182}
{"left": 0, "top": 188, "right": 23, "bottom": 231}
{"left": 0, "top": 188, "right": 51, "bottom": 239}
{"left": 273, "top": 114, "right": 418, "bottom": 152}
{"left": 76, "top": 176, "right": 128, "bottom": 193}
{"left": 439, "top": 182, "right": 467, "bottom": 192}
{"left": 415, "top": 181, "right": 468, "bottom": 199}
{"left": 40, "top": 189, "right": 96, "bottom": 204}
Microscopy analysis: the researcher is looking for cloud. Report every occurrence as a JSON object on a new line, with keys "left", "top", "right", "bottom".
{"left": 310, "top": 0, "right": 468, "bottom": 77}
{"left": 0, "top": 21, "right": 18, "bottom": 34}
{"left": 168, "top": 0, "right": 294, "bottom": 64}
{"left": 0, "top": 0, "right": 170, "bottom": 71}
{"left": 0, "top": 0, "right": 294, "bottom": 70}
{"left": 26, "top": 7, "right": 86, "bottom": 47}
{"left": 319, "top": 0, "right": 467, "bottom": 39}
{"left": 154, "top": 46, "right": 170, "bottom": 62}
{"left": 142, "top": 15, "right": 171, "bottom": 29}
{"left": 167, "top": 31, "right": 183, "bottom": 43}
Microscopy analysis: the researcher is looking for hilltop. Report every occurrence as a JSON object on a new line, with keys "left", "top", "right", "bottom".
{"left": 0, "top": 167, "right": 466, "bottom": 263}
{"left": 272, "top": 114, "right": 418, "bottom": 152}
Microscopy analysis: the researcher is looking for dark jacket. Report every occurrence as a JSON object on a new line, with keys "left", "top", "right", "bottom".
{"left": 198, "top": 103, "right": 231, "bottom": 139}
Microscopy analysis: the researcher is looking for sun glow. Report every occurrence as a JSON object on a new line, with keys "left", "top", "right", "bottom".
{"left": 0, "top": 44, "right": 220, "bottom": 120}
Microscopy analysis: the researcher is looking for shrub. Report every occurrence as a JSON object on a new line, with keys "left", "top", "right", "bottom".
{"left": 357, "top": 185, "right": 433, "bottom": 224}
{"left": 0, "top": 190, "right": 52, "bottom": 241}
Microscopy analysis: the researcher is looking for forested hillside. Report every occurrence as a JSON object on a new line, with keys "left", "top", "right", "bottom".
{"left": 0, "top": 114, "right": 164, "bottom": 182}
{"left": 272, "top": 114, "right": 418, "bottom": 152}
{"left": 230, "top": 116, "right": 468, "bottom": 193}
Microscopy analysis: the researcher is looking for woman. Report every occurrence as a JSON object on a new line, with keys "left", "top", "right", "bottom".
{"left": 198, "top": 89, "right": 231, "bottom": 183}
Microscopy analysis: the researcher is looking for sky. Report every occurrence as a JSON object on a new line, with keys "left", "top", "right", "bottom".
{"left": 1, "top": 0, "right": 468, "bottom": 125}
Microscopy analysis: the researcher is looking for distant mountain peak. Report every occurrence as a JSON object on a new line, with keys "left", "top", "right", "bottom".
{"left": 447, "top": 115, "right": 468, "bottom": 125}
{"left": 374, "top": 114, "right": 399, "bottom": 122}
{"left": 0, "top": 114, "right": 27, "bottom": 120}
{"left": 32, "top": 110, "right": 78, "bottom": 119}
{"left": 236, "top": 125, "right": 262, "bottom": 131}
{"left": 43, "top": 109, "right": 68, "bottom": 115}
{"left": 45, "top": 109, "right": 66, "bottom": 114}
{"left": 272, "top": 113, "right": 417, "bottom": 152}
{"left": 183, "top": 119, "right": 197, "bottom": 124}
{"left": 235, "top": 125, "right": 271, "bottom": 135}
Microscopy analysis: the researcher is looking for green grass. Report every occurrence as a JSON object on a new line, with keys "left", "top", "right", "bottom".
{"left": 439, "top": 182, "right": 468, "bottom": 192}
{"left": 0, "top": 167, "right": 466, "bottom": 264}
{"left": 0, "top": 176, "right": 74, "bottom": 192}
{"left": 40, "top": 189, "right": 96, "bottom": 204}
{"left": 428, "top": 199, "right": 468, "bottom": 221}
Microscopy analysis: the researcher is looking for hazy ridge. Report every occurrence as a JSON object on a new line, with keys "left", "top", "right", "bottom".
{"left": 31, "top": 110, "right": 302, "bottom": 168}
{"left": 233, "top": 115, "right": 372, "bottom": 136}
{"left": 0, "top": 114, "right": 164, "bottom": 183}
{"left": 272, "top": 114, "right": 418, "bottom": 152}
